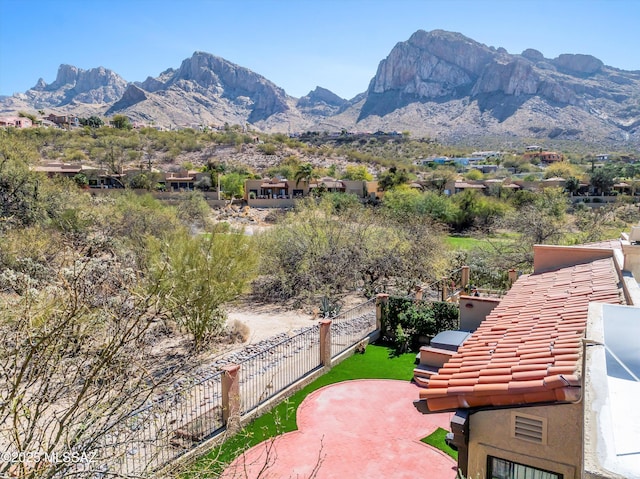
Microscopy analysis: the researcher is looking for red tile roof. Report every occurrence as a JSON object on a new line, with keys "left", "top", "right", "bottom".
{"left": 419, "top": 258, "right": 623, "bottom": 411}
{"left": 579, "top": 239, "right": 622, "bottom": 250}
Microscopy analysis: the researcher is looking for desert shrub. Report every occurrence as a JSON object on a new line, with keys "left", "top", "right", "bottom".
{"left": 394, "top": 324, "right": 410, "bottom": 354}
{"left": 146, "top": 226, "right": 258, "bottom": 349}
{"left": 257, "top": 143, "right": 277, "bottom": 155}
{"left": 383, "top": 296, "right": 459, "bottom": 346}
{"left": 323, "top": 192, "right": 361, "bottom": 213}
{"left": 226, "top": 319, "right": 251, "bottom": 343}
{"left": 616, "top": 204, "right": 640, "bottom": 224}
{"left": 254, "top": 199, "right": 448, "bottom": 303}
{"left": 319, "top": 296, "right": 343, "bottom": 318}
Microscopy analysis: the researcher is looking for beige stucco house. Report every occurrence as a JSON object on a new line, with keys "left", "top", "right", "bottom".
{"left": 243, "top": 177, "right": 379, "bottom": 207}
{"left": 415, "top": 234, "right": 640, "bottom": 479}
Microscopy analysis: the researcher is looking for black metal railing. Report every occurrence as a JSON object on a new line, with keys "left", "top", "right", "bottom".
{"left": 85, "top": 298, "right": 379, "bottom": 477}
{"left": 238, "top": 325, "right": 321, "bottom": 415}
{"left": 91, "top": 370, "right": 224, "bottom": 476}
{"left": 330, "top": 298, "right": 377, "bottom": 358}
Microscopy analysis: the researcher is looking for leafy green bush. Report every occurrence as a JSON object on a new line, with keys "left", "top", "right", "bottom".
{"left": 394, "top": 324, "right": 410, "bottom": 353}
{"left": 383, "top": 296, "right": 459, "bottom": 346}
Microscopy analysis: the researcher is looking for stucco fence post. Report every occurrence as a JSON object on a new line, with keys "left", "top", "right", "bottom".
{"left": 461, "top": 265, "right": 470, "bottom": 290}
{"left": 414, "top": 286, "right": 423, "bottom": 301}
{"left": 376, "top": 293, "right": 389, "bottom": 335}
{"left": 221, "top": 364, "right": 241, "bottom": 433}
{"left": 319, "top": 319, "right": 332, "bottom": 367}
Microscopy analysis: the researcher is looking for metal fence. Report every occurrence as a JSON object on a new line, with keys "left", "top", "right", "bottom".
{"left": 331, "top": 298, "right": 377, "bottom": 358}
{"left": 83, "top": 299, "right": 378, "bottom": 477}
{"left": 239, "top": 324, "right": 321, "bottom": 415}
{"left": 90, "top": 370, "right": 225, "bottom": 476}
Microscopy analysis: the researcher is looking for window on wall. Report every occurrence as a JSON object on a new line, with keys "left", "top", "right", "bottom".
{"left": 488, "top": 456, "right": 562, "bottom": 479}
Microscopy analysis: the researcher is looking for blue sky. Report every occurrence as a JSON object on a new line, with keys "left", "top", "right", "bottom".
{"left": 1, "top": 0, "right": 638, "bottom": 99}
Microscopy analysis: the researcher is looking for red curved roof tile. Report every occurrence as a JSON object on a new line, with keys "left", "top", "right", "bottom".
{"left": 419, "top": 257, "right": 623, "bottom": 411}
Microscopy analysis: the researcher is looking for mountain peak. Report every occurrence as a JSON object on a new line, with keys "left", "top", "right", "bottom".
{"left": 553, "top": 53, "right": 603, "bottom": 75}
{"left": 2, "top": 30, "right": 638, "bottom": 146}
{"left": 304, "top": 86, "right": 345, "bottom": 104}
{"left": 360, "top": 29, "right": 494, "bottom": 119}
{"left": 297, "top": 86, "right": 346, "bottom": 117}
{"left": 23, "top": 64, "right": 128, "bottom": 106}
{"left": 134, "top": 51, "right": 290, "bottom": 123}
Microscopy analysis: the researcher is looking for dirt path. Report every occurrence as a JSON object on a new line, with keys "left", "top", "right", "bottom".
{"left": 227, "top": 293, "right": 368, "bottom": 345}
{"left": 227, "top": 302, "right": 316, "bottom": 344}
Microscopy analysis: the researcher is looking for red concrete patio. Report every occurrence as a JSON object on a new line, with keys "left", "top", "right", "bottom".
{"left": 222, "top": 379, "right": 458, "bottom": 479}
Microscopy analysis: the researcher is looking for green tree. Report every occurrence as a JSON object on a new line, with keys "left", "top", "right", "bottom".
{"left": 147, "top": 227, "right": 258, "bottom": 349}
{"left": 205, "top": 160, "right": 226, "bottom": 195}
{"left": 0, "top": 133, "right": 68, "bottom": 229}
{"left": 128, "top": 171, "right": 162, "bottom": 191}
{"left": 565, "top": 176, "right": 581, "bottom": 196}
{"left": 255, "top": 198, "right": 448, "bottom": 301}
{"left": 80, "top": 115, "right": 104, "bottom": 128}
{"left": 382, "top": 187, "right": 459, "bottom": 225}
{"left": 18, "top": 111, "right": 37, "bottom": 123}
{"left": 378, "top": 167, "right": 411, "bottom": 191}
{"left": 544, "top": 161, "right": 581, "bottom": 179}
{"left": 221, "top": 172, "right": 245, "bottom": 202}
{"left": 424, "top": 167, "right": 457, "bottom": 195}
{"left": 73, "top": 172, "right": 89, "bottom": 188}
{"left": 257, "top": 143, "right": 277, "bottom": 155}
{"left": 590, "top": 166, "right": 617, "bottom": 195}
{"left": 266, "top": 155, "right": 299, "bottom": 180}
{"left": 452, "top": 190, "right": 480, "bottom": 231}
{"left": 342, "top": 165, "right": 373, "bottom": 181}
{"left": 463, "top": 169, "right": 483, "bottom": 181}
{"left": 177, "top": 190, "right": 211, "bottom": 229}
{"left": 110, "top": 114, "right": 132, "bottom": 130}
{"left": 505, "top": 187, "right": 568, "bottom": 244}
{"left": 473, "top": 195, "right": 510, "bottom": 232}
{"left": 102, "top": 192, "right": 182, "bottom": 252}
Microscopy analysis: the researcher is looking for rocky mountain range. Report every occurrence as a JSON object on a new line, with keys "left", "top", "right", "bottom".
{"left": 2, "top": 29, "right": 639, "bottom": 146}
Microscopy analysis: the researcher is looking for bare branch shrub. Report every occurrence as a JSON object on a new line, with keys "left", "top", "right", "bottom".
{"left": 0, "top": 253, "right": 178, "bottom": 478}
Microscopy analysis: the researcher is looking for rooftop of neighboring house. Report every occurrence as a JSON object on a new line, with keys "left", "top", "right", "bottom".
{"left": 454, "top": 181, "right": 486, "bottom": 189}
{"left": 311, "top": 177, "right": 346, "bottom": 189}
{"left": 418, "top": 254, "right": 624, "bottom": 412}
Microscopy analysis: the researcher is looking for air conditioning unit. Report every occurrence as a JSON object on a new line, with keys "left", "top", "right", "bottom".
{"left": 629, "top": 226, "right": 640, "bottom": 244}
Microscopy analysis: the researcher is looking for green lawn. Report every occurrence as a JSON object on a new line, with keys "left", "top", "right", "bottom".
{"left": 421, "top": 427, "right": 458, "bottom": 460}
{"left": 446, "top": 233, "right": 517, "bottom": 251}
{"left": 182, "top": 344, "right": 417, "bottom": 477}
{"left": 445, "top": 236, "right": 485, "bottom": 250}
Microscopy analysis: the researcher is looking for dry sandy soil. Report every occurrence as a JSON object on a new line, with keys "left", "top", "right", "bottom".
{"left": 227, "top": 301, "right": 316, "bottom": 344}
{"left": 226, "top": 292, "right": 366, "bottom": 345}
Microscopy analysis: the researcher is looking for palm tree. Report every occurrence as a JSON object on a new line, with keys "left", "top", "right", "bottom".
{"left": 565, "top": 176, "right": 580, "bottom": 196}
{"left": 294, "top": 163, "right": 316, "bottom": 187}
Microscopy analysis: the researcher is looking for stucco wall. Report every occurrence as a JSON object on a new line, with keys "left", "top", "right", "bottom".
{"left": 247, "top": 198, "right": 296, "bottom": 208}
{"left": 459, "top": 296, "right": 501, "bottom": 332}
{"left": 467, "top": 403, "right": 582, "bottom": 479}
{"left": 533, "top": 245, "right": 613, "bottom": 274}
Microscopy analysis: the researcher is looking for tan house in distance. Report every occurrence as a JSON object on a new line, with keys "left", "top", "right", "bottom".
{"left": 244, "top": 177, "right": 379, "bottom": 207}
{"left": 524, "top": 151, "right": 564, "bottom": 163}
{"left": 32, "top": 162, "right": 84, "bottom": 178}
{"left": 0, "top": 116, "right": 33, "bottom": 128}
